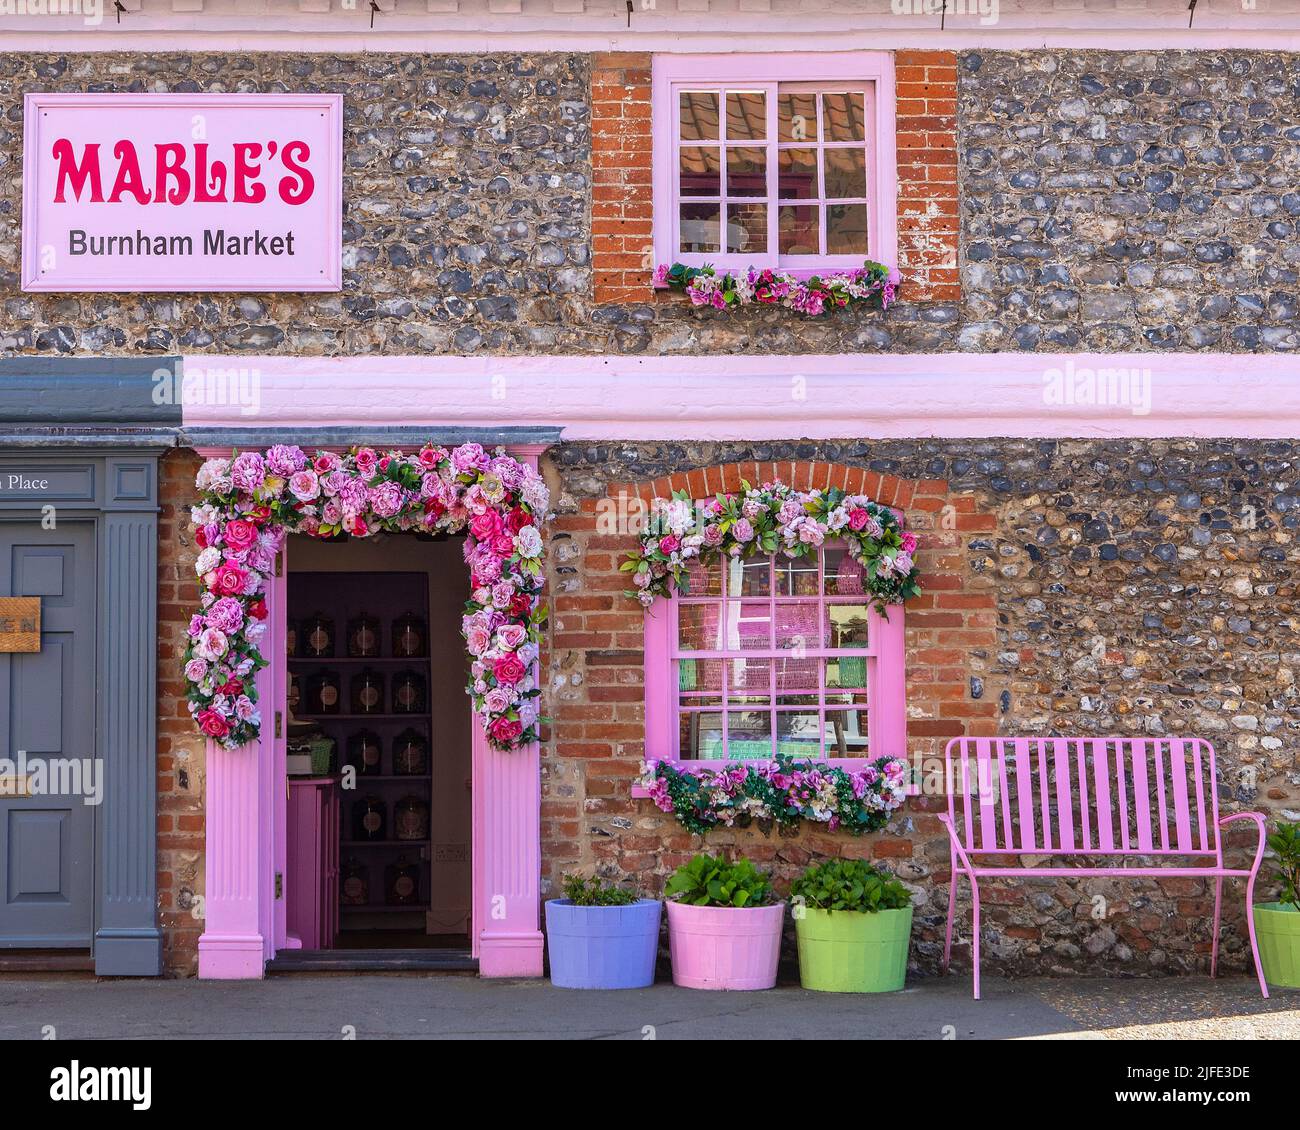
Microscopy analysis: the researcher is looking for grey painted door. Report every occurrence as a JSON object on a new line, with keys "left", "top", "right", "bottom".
{"left": 0, "top": 521, "right": 96, "bottom": 948}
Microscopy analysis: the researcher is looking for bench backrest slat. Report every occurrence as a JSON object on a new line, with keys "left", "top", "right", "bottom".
{"left": 997, "top": 740, "right": 1015, "bottom": 849}
{"left": 1076, "top": 739, "right": 1092, "bottom": 851}
{"left": 976, "top": 737, "right": 996, "bottom": 852}
{"left": 1191, "top": 741, "right": 1209, "bottom": 853}
{"left": 1092, "top": 739, "right": 1114, "bottom": 851}
{"left": 945, "top": 737, "right": 1221, "bottom": 859}
{"left": 1115, "top": 739, "right": 1131, "bottom": 851}
{"left": 1014, "top": 738, "right": 1035, "bottom": 851}
{"left": 1053, "top": 738, "right": 1075, "bottom": 851}
{"left": 1169, "top": 737, "right": 1192, "bottom": 852}
{"left": 1037, "top": 739, "right": 1053, "bottom": 851}
{"left": 1131, "top": 739, "right": 1154, "bottom": 851}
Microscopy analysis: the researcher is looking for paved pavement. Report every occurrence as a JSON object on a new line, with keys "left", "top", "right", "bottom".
{"left": 0, "top": 974, "right": 1295, "bottom": 1040}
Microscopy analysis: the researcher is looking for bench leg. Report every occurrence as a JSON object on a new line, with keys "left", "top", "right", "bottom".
{"left": 1243, "top": 868, "right": 1270, "bottom": 999}
{"left": 1210, "top": 876, "right": 1223, "bottom": 979}
{"left": 941, "top": 869, "right": 958, "bottom": 975}
{"left": 970, "top": 875, "right": 982, "bottom": 1001}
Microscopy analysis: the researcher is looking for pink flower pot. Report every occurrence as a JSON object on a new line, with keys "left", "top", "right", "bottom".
{"left": 666, "top": 900, "right": 785, "bottom": 991}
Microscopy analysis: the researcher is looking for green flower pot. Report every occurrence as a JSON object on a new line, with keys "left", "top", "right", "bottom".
{"left": 795, "top": 906, "right": 913, "bottom": 993}
{"left": 1254, "top": 902, "right": 1300, "bottom": 990}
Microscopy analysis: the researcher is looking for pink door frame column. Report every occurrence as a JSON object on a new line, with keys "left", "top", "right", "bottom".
{"left": 472, "top": 443, "right": 546, "bottom": 977}
{"left": 198, "top": 441, "right": 547, "bottom": 979}
{"left": 197, "top": 483, "right": 286, "bottom": 979}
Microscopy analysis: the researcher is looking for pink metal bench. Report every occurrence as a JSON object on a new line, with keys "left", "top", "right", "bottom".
{"left": 940, "top": 736, "right": 1270, "bottom": 999}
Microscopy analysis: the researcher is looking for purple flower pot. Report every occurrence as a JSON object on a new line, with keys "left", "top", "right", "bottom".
{"left": 544, "top": 898, "right": 662, "bottom": 989}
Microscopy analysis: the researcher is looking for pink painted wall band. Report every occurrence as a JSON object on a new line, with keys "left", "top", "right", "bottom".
{"left": 176, "top": 353, "right": 1300, "bottom": 441}
{"left": 4, "top": 18, "right": 1300, "bottom": 55}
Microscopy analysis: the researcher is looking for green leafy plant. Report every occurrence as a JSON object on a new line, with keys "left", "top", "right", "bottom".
{"left": 1267, "top": 821, "right": 1300, "bottom": 912}
{"left": 664, "top": 853, "right": 775, "bottom": 909}
{"left": 561, "top": 874, "right": 638, "bottom": 907}
{"left": 791, "top": 858, "right": 911, "bottom": 915}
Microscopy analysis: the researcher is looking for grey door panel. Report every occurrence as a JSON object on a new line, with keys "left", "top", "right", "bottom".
{"left": 0, "top": 522, "right": 95, "bottom": 948}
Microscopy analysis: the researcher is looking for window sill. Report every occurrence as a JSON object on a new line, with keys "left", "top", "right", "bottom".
{"left": 652, "top": 264, "right": 901, "bottom": 288}
{"left": 632, "top": 757, "right": 920, "bottom": 799}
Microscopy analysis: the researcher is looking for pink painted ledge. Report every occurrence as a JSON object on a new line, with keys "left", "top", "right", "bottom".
{"left": 10, "top": 19, "right": 1300, "bottom": 57}
{"left": 177, "top": 353, "right": 1300, "bottom": 441}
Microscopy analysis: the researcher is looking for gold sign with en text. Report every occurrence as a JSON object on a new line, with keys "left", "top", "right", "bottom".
{"left": 0, "top": 775, "right": 33, "bottom": 798}
{"left": 0, "top": 598, "right": 40, "bottom": 652}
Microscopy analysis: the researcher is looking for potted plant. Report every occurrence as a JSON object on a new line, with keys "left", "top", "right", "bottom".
{"left": 1255, "top": 820, "right": 1300, "bottom": 990}
{"left": 791, "top": 858, "right": 914, "bottom": 993}
{"left": 664, "top": 853, "right": 784, "bottom": 991}
{"left": 544, "top": 874, "right": 662, "bottom": 990}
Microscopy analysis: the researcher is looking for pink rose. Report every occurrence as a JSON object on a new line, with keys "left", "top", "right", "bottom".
{"left": 493, "top": 653, "right": 527, "bottom": 686}
{"left": 465, "top": 625, "right": 492, "bottom": 655}
{"left": 354, "top": 447, "right": 378, "bottom": 477}
{"left": 369, "top": 481, "right": 405, "bottom": 518}
{"left": 483, "top": 687, "right": 513, "bottom": 714}
{"left": 492, "top": 532, "right": 515, "bottom": 557}
{"left": 659, "top": 534, "right": 680, "bottom": 555}
{"left": 496, "top": 623, "right": 527, "bottom": 650}
{"left": 210, "top": 562, "right": 248, "bottom": 596}
{"left": 472, "top": 557, "right": 503, "bottom": 587}
{"left": 313, "top": 451, "right": 340, "bottom": 474}
{"left": 223, "top": 519, "right": 258, "bottom": 554}
{"left": 469, "top": 511, "right": 501, "bottom": 542}
{"left": 451, "top": 443, "right": 490, "bottom": 475}
{"left": 288, "top": 470, "right": 321, "bottom": 502}
{"left": 417, "top": 446, "right": 441, "bottom": 470}
{"left": 848, "top": 508, "right": 870, "bottom": 531}
{"left": 488, "top": 715, "right": 524, "bottom": 745}
{"left": 196, "top": 708, "right": 230, "bottom": 738}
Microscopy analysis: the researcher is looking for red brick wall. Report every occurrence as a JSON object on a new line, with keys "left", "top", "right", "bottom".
{"left": 541, "top": 458, "right": 998, "bottom": 963}
{"left": 591, "top": 51, "right": 655, "bottom": 305}
{"left": 895, "top": 49, "right": 960, "bottom": 303}
{"left": 157, "top": 449, "right": 206, "bottom": 976}
{"left": 589, "top": 50, "right": 961, "bottom": 305}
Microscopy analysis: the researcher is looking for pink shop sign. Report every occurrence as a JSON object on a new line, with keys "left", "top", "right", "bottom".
{"left": 21, "top": 93, "right": 343, "bottom": 293}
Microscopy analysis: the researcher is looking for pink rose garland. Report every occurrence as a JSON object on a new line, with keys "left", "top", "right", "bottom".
{"left": 186, "top": 442, "right": 549, "bottom": 753}
{"left": 621, "top": 479, "right": 922, "bottom": 611}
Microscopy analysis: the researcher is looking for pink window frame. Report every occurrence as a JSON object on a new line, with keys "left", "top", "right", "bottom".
{"left": 651, "top": 52, "right": 899, "bottom": 281}
{"left": 639, "top": 544, "right": 908, "bottom": 786}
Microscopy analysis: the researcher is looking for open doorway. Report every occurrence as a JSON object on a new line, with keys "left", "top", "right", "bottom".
{"left": 283, "top": 532, "right": 472, "bottom": 956}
